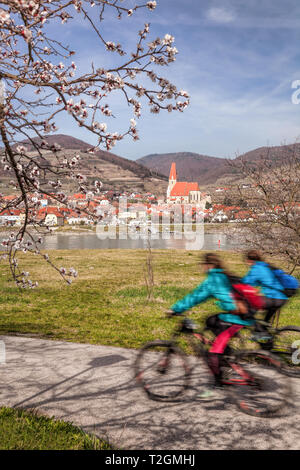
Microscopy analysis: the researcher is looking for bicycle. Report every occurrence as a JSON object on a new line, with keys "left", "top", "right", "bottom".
{"left": 134, "top": 313, "right": 292, "bottom": 418}
{"left": 230, "top": 320, "right": 300, "bottom": 378}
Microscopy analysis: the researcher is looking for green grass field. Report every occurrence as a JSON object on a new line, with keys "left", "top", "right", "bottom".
{"left": 0, "top": 249, "right": 299, "bottom": 348}
{"left": 0, "top": 407, "right": 112, "bottom": 450}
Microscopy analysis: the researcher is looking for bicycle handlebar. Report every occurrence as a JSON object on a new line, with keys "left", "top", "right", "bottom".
{"left": 165, "top": 310, "right": 190, "bottom": 318}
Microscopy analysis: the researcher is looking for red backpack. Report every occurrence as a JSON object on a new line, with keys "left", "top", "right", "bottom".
{"left": 228, "top": 276, "right": 265, "bottom": 311}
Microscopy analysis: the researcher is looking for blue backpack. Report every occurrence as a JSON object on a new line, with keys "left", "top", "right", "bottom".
{"left": 270, "top": 266, "right": 299, "bottom": 298}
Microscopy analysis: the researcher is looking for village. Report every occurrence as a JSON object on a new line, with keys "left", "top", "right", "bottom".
{"left": 0, "top": 163, "right": 258, "bottom": 229}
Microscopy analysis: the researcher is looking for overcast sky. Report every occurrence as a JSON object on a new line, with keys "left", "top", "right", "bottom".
{"left": 54, "top": 0, "right": 300, "bottom": 160}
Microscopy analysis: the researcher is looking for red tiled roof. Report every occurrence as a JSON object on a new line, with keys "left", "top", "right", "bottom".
{"left": 0, "top": 209, "right": 21, "bottom": 216}
{"left": 234, "top": 210, "right": 252, "bottom": 219}
{"left": 66, "top": 210, "right": 78, "bottom": 217}
{"left": 3, "top": 195, "right": 17, "bottom": 201}
{"left": 70, "top": 193, "right": 86, "bottom": 200}
{"left": 170, "top": 182, "right": 200, "bottom": 197}
{"left": 38, "top": 207, "right": 64, "bottom": 218}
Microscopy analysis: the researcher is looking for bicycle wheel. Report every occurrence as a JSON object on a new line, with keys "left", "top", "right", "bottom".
{"left": 134, "top": 340, "right": 190, "bottom": 401}
{"left": 228, "top": 350, "right": 292, "bottom": 418}
{"left": 271, "top": 326, "right": 300, "bottom": 377}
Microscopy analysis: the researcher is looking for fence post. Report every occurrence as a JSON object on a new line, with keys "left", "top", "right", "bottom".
{"left": 274, "top": 309, "right": 281, "bottom": 329}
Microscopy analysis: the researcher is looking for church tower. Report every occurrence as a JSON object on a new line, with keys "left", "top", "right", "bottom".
{"left": 167, "top": 162, "right": 177, "bottom": 201}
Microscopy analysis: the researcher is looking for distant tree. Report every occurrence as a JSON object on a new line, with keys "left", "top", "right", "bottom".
{"left": 237, "top": 198, "right": 248, "bottom": 208}
{"left": 0, "top": 0, "right": 189, "bottom": 286}
{"left": 228, "top": 145, "right": 300, "bottom": 271}
{"left": 205, "top": 201, "right": 212, "bottom": 210}
{"left": 223, "top": 196, "right": 232, "bottom": 206}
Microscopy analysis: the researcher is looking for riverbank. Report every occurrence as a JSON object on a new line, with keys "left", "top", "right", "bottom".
{"left": 0, "top": 222, "right": 237, "bottom": 235}
{"left": 0, "top": 249, "right": 299, "bottom": 348}
{"left": 0, "top": 226, "right": 239, "bottom": 251}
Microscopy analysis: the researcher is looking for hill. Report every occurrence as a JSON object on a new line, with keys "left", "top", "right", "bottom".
{"left": 137, "top": 152, "right": 229, "bottom": 185}
{"left": 235, "top": 143, "right": 300, "bottom": 164}
{"left": 137, "top": 143, "right": 300, "bottom": 187}
{"left": 2, "top": 136, "right": 300, "bottom": 196}
{"left": 0, "top": 134, "right": 168, "bottom": 196}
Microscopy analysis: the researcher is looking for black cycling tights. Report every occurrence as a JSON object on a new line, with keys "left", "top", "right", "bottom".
{"left": 256, "top": 298, "right": 287, "bottom": 332}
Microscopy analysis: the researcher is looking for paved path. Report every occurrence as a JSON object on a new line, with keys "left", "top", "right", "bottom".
{"left": 0, "top": 335, "right": 299, "bottom": 450}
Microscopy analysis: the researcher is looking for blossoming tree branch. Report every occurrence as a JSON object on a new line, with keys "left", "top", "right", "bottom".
{"left": 0, "top": 0, "right": 189, "bottom": 287}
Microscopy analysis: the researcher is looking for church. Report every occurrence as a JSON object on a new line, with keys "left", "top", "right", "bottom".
{"left": 166, "top": 162, "right": 202, "bottom": 204}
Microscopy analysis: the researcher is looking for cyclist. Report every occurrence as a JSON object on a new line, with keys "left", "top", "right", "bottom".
{"left": 168, "top": 252, "right": 255, "bottom": 398}
{"left": 243, "top": 250, "right": 288, "bottom": 340}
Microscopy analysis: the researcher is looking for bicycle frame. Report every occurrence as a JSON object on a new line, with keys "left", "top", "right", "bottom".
{"left": 232, "top": 320, "right": 278, "bottom": 348}
{"left": 170, "top": 316, "right": 211, "bottom": 356}
{"left": 170, "top": 315, "right": 260, "bottom": 387}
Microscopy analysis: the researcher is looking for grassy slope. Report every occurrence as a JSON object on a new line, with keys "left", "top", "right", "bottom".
{"left": 0, "top": 249, "right": 299, "bottom": 348}
{"left": 0, "top": 407, "right": 111, "bottom": 450}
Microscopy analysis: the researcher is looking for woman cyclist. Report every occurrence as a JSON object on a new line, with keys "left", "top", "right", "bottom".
{"left": 168, "top": 252, "right": 255, "bottom": 398}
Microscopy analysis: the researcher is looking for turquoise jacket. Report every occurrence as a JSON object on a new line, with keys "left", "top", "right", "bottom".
{"left": 171, "top": 268, "right": 236, "bottom": 313}
{"left": 171, "top": 268, "right": 255, "bottom": 326}
{"left": 242, "top": 261, "right": 287, "bottom": 300}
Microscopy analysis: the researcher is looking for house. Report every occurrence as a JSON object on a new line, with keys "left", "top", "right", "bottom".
{"left": 212, "top": 210, "right": 228, "bottom": 223}
{"left": 45, "top": 213, "right": 64, "bottom": 226}
{"left": 0, "top": 209, "right": 21, "bottom": 226}
{"left": 68, "top": 215, "right": 91, "bottom": 225}
{"left": 68, "top": 193, "right": 87, "bottom": 207}
{"left": 215, "top": 187, "right": 229, "bottom": 193}
{"left": 38, "top": 207, "right": 64, "bottom": 226}
{"left": 166, "top": 163, "right": 202, "bottom": 204}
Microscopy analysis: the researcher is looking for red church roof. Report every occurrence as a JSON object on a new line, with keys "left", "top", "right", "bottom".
{"left": 170, "top": 182, "right": 200, "bottom": 197}
{"left": 168, "top": 162, "right": 200, "bottom": 198}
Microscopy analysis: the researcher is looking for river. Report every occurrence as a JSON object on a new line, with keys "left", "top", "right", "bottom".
{"left": 0, "top": 231, "right": 240, "bottom": 251}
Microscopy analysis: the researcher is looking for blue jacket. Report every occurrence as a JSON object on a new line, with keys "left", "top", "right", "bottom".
{"left": 171, "top": 268, "right": 236, "bottom": 313}
{"left": 242, "top": 261, "right": 287, "bottom": 300}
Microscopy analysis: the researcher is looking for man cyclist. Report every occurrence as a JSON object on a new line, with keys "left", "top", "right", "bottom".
{"left": 243, "top": 250, "right": 288, "bottom": 340}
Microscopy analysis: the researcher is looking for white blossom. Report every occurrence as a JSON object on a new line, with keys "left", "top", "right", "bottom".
{"left": 147, "top": 1, "right": 157, "bottom": 11}
{"left": 0, "top": 8, "right": 10, "bottom": 23}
